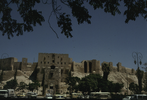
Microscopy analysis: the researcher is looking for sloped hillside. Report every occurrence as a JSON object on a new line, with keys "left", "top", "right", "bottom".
{"left": 72, "top": 70, "right": 139, "bottom": 95}
{"left": 0, "top": 70, "right": 33, "bottom": 89}
{"left": 108, "top": 71, "right": 138, "bottom": 94}
{"left": 0, "top": 70, "right": 33, "bottom": 81}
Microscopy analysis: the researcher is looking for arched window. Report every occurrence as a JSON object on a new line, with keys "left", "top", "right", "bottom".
{"left": 48, "top": 73, "right": 53, "bottom": 79}
{"left": 51, "top": 65, "right": 55, "bottom": 69}
{"left": 60, "top": 58, "right": 63, "bottom": 61}
{"left": 52, "top": 54, "right": 55, "bottom": 59}
{"left": 50, "top": 86, "right": 53, "bottom": 89}
{"left": 84, "top": 61, "right": 87, "bottom": 73}
{"left": 89, "top": 62, "right": 92, "bottom": 73}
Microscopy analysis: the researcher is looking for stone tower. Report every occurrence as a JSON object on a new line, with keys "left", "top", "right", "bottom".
{"left": 21, "top": 58, "right": 28, "bottom": 70}
{"left": 37, "top": 53, "right": 72, "bottom": 94}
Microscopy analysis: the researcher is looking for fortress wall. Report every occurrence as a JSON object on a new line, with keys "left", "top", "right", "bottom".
{"left": 2, "top": 70, "right": 24, "bottom": 81}
{"left": 125, "top": 67, "right": 132, "bottom": 74}
{"left": 30, "top": 62, "right": 37, "bottom": 71}
{"left": 72, "top": 62, "right": 83, "bottom": 73}
{"left": 131, "top": 68, "right": 136, "bottom": 74}
{"left": 101, "top": 61, "right": 113, "bottom": 71}
{"left": 96, "top": 60, "right": 103, "bottom": 75}
{"left": 21, "top": 63, "right": 36, "bottom": 71}
{"left": 13, "top": 58, "right": 18, "bottom": 62}
{"left": 125, "top": 67, "right": 136, "bottom": 75}
{"left": 111, "top": 66, "right": 117, "bottom": 72}
{"left": 116, "top": 65, "right": 136, "bottom": 75}
{"left": 92, "top": 60, "right": 99, "bottom": 74}
{"left": 69, "top": 58, "right": 72, "bottom": 64}
{"left": 36, "top": 67, "right": 44, "bottom": 82}
{"left": 111, "top": 65, "right": 136, "bottom": 75}
{"left": 0, "top": 58, "right": 13, "bottom": 70}
{"left": 13, "top": 62, "right": 21, "bottom": 70}
{"left": 109, "top": 62, "right": 113, "bottom": 71}
{"left": 117, "top": 66, "right": 126, "bottom": 73}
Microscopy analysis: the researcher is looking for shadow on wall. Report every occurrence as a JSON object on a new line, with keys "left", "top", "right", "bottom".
{"left": 29, "top": 64, "right": 39, "bottom": 81}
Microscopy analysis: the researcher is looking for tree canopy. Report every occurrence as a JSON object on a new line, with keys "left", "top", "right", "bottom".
{"left": 78, "top": 73, "right": 124, "bottom": 95}
{"left": 102, "top": 62, "right": 110, "bottom": 80}
{"left": 28, "top": 80, "right": 40, "bottom": 92}
{"left": 135, "top": 67, "right": 144, "bottom": 93}
{"left": 65, "top": 70, "right": 80, "bottom": 95}
{"left": 16, "top": 82, "right": 27, "bottom": 91}
{"left": 129, "top": 82, "right": 140, "bottom": 94}
{"left": 0, "top": 70, "right": 3, "bottom": 83}
{"left": 3, "top": 79, "right": 18, "bottom": 89}
{"left": 1, "top": 0, "right": 147, "bottom": 39}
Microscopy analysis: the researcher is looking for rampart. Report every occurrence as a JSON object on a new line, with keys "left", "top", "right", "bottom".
{"left": 0, "top": 57, "right": 36, "bottom": 72}
{"left": 73, "top": 60, "right": 137, "bottom": 75}
{"left": 0, "top": 53, "right": 144, "bottom": 95}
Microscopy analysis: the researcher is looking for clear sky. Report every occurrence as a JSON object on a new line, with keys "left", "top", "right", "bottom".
{"left": 0, "top": 1, "right": 147, "bottom": 71}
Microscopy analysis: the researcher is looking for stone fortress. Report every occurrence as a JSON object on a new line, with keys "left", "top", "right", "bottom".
{"left": 0, "top": 53, "right": 141, "bottom": 95}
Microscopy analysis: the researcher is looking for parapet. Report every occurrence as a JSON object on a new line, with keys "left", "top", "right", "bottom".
{"left": 13, "top": 57, "right": 18, "bottom": 62}
{"left": 72, "top": 61, "right": 83, "bottom": 72}
{"left": 117, "top": 66, "right": 126, "bottom": 73}
{"left": 109, "top": 62, "right": 136, "bottom": 75}
{"left": 125, "top": 67, "right": 136, "bottom": 75}
{"left": 101, "top": 61, "right": 113, "bottom": 71}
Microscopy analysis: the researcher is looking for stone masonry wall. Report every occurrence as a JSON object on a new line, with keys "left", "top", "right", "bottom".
{"left": 1, "top": 70, "right": 24, "bottom": 81}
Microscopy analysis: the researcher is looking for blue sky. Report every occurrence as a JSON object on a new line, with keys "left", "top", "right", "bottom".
{"left": 0, "top": 1, "right": 147, "bottom": 71}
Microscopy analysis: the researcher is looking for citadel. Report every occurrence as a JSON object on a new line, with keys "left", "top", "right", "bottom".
{"left": 0, "top": 53, "right": 139, "bottom": 95}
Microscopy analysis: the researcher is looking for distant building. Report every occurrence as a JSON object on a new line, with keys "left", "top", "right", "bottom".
{"left": 0, "top": 57, "right": 36, "bottom": 71}
{"left": 36, "top": 53, "right": 72, "bottom": 94}
{"left": 0, "top": 53, "right": 137, "bottom": 95}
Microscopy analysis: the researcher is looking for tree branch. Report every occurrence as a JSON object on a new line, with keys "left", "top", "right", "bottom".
{"left": 6, "top": 0, "right": 13, "bottom": 7}
{"left": 42, "top": 0, "right": 52, "bottom": 4}
{"left": 60, "top": 0, "right": 69, "bottom": 6}
{"left": 48, "top": 11, "right": 59, "bottom": 38}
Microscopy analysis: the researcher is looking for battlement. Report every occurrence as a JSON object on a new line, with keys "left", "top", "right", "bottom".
{"left": 0, "top": 53, "right": 142, "bottom": 95}
{"left": 73, "top": 60, "right": 137, "bottom": 75}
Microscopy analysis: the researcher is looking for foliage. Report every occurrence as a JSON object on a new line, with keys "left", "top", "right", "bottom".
{"left": 65, "top": 70, "right": 80, "bottom": 95}
{"left": 101, "top": 79, "right": 112, "bottom": 92}
{"left": 113, "top": 83, "right": 124, "bottom": 93}
{"left": 28, "top": 80, "right": 40, "bottom": 92}
{"left": 68, "top": 77, "right": 80, "bottom": 93}
{"left": 110, "top": 93, "right": 125, "bottom": 99}
{"left": 42, "top": 71, "right": 46, "bottom": 95}
{"left": 78, "top": 73, "right": 124, "bottom": 95}
{"left": 106, "top": 81, "right": 114, "bottom": 92}
{"left": 101, "top": 80, "right": 124, "bottom": 93}
{"left": 129, "top": 82, "right": 140, "bottom": 94}
{"left": 1, "top": 0, "right": 147, "bottom": 39}
{"left": 135, "top": 67, "right": 144, "bottom": 93}
{"left": 142, "top": 64, "right": 147, "bottom": 92}
{"left": 78, "top": 76, "right": 91, "bottom": 95}
{"left": 143, "top": 72, "right": 147, "bottom": 92}
{"left": 0, "top": 0, "right": 45, "bottom": 39}
{"left": 102, "top": 63, "right": 110, "bottom": 80}
{"left": 79, "top": 73, "right": 103, "bottom": 94}
{"left": 14, "top": 68, "right": 17, "bottom": 80}
{"left": 16, "top": 82, "right": 27, "bottom": 91}
{"left": 0, "top": 70, "right": 4, "bottom": 82}
{"left": 3, "top": 79, "right": 18, "bottom": 89}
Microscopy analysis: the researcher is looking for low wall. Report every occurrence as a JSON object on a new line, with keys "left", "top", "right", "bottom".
{"left": 0, "top": 70, "right": 33, "bottom": 81}
{"left": 110, "top": 66, "right": 136, "bottom": 75}
{"left": 73, "top": 62, "right": 83, "bottom": 73}
{"left": 2, "top": 70, "right": 23, "bottom": 81}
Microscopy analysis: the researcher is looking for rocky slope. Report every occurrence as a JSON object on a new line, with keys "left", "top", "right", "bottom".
{"left": 72, "top": 70, "right": 139, "bottom": 95}
{"left": 0, "top": 69, "right": 144, "bottom": 95}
